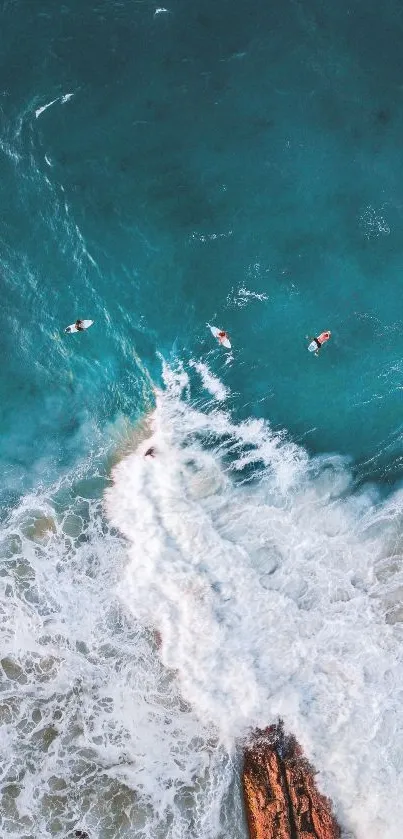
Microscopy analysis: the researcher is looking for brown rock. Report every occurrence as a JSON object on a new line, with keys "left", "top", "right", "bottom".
{"left": 242, "top": 723, "right": 341, "bottom": 839}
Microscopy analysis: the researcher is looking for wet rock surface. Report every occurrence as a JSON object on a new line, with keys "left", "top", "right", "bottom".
{"left": 242, "top": 723, "right": 341, "bottom": 839}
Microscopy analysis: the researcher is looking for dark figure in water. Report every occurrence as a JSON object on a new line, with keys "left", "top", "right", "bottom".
{"left": 145, "top": 447, "right": 155, "bottom": 458}
{"left": 75, "top": 831, "right": 89, "bottom": 839}
{"left": 217, "top": 330, "right": 229, "bottom": 344}
{"left": 75, "top": 320, "right": 85, "bottom": 331}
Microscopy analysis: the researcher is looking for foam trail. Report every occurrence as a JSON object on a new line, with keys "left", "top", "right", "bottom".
{"left": 106, "top": 359, "right": 403, "bottom": 839}
{"left": 35, "top": 93, "right": 74, "bottom": 119}
{"left": 35, "top": 98, "right": 58, "bottom": 119}
{"left": 189, "top": 359, "right": 229, "bottom": 401}
{"left": 237, "top": 286, "right": 268, "bottom": 302}
{"left": 227, "top": 285, "right": 269, "bottom": 307}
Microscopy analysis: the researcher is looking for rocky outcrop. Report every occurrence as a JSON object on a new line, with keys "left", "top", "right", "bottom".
{"left": 242, "top": 723, "right": 341, "bottom": 839}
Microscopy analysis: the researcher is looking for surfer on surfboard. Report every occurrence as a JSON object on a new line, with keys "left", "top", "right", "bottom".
{"left": 217, "top": 330, "right": 230, "bottom": 346}
{"left": 307, "top": 331, "right": 331, "bottom": 356}
{"left": 65, "top": 319, "right": 94, "bottom": 334}
{"left": 207, "top": 324, "right": 231, "bottom": 349}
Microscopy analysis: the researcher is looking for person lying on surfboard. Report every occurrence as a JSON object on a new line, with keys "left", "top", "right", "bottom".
{"left": 207, "top": 323, "right": 232, "bottom": 348}
{"left": 307, "top": 331, "right": 331, "bottom": 356}
{"left": 217, "top": 330, "right": 230, "bottom": 346}
{"left": 65, "top": 318, "right": 94, "bottom": 334}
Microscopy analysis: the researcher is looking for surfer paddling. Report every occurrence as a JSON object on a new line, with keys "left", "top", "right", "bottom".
{"left": 207, "top": 324, "right": 232, "bottom": 348}
{"left": 307, "top": 331, "right": 331, "bottom": 356}
{"left": 217, "top": 330, "right": 230, "bottom": 346}
{"left": 65, "top": 319, "right": 94, "bottom": 334}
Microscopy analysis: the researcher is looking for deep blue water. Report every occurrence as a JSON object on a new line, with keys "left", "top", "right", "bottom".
{"left": 2, "top": 0, "right": 403, "bottom": 498}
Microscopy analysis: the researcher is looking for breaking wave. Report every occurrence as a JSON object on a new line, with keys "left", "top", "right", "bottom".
{"left": 106, "top": 359, "right": 403, "bottom": 839}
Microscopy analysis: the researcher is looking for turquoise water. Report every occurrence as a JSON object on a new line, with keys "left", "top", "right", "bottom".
{"left": 2, "top": 1, "right": 403, "bottom": 837}
{"left": 2, "top": 0, "right": 403, "bottom": 491}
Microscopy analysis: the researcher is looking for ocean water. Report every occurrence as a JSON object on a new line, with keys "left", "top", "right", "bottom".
{"left": 2, "top": 0, "right": 403, "bottom": 836}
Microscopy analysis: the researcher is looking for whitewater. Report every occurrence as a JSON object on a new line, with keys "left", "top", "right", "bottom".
{"left": 1, "top": 355, "right": 402, "bottom": 837}
{"left": 2, "top": 0, "right": 403, "bottom": 835}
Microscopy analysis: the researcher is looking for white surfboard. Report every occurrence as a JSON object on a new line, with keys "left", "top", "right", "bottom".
{"left": 307, "top": 340, "right": 318, "bottom": 353}
{"left": 207, "top": 323, "right": 231, "bottom": 349}
{"left": 65, "top": 319, "right": 94, "bottom": 334}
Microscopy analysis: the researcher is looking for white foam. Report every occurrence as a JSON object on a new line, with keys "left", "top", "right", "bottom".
{"left": 106, "top": 359, "right": 403, "bottom": 839}
{"left": 189, "top": 359, "right": 229, "bottom": 401}
{"left": 359, "top": 205, "right": 390, "bottom": 238}
{"left": 0, "top": 473, "right": 232, "bottom": 838}
{"left": 35, "top": 93, "right": 74, "bottom": 119}
{"left": 35, "top": 98, "right": 58, "bottom": 119}
{"left": 227, "top": 285, "right": 269, "bottom": 307}
{"left": 190, "top": 230, "right": 233, "bottom": 243}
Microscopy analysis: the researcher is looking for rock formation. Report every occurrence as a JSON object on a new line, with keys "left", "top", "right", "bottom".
{"left": 242, "top": 722, "right": 341, "bottom": 839}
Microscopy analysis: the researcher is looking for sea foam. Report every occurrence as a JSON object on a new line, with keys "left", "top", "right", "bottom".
{"left": 106, "top": 359, "right": 403, "bottom": 839}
